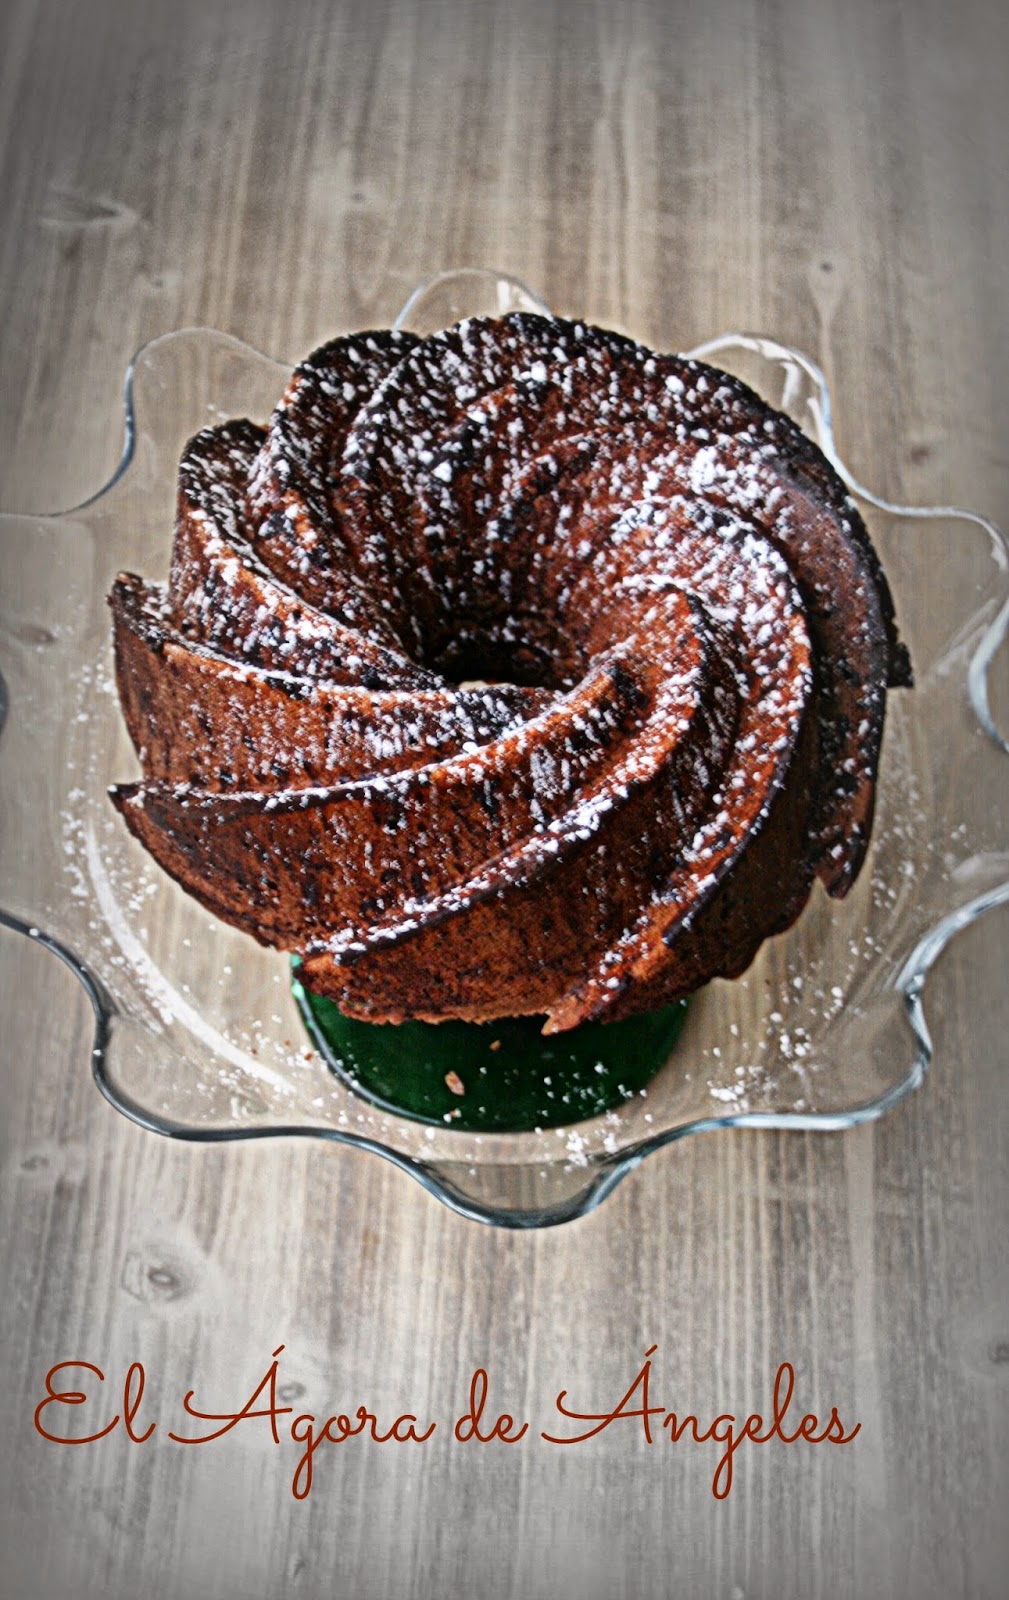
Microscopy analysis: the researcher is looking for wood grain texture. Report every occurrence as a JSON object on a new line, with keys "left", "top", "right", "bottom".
{"left": 1, "top": 1, "right": 1007, "bottom": 1596}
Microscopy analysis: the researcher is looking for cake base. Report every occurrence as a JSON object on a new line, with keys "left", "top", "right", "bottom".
{"left": 291, "top": 960, "right": 688, "bottom": 1133}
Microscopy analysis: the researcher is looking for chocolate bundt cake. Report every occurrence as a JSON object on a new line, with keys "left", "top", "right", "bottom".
{"left": 109, "top": 314, "right": 911, "bottom": 1033}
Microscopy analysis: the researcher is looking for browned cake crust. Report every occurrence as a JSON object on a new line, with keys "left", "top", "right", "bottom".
{"left": 109, "top": 314, "right": 911, "bottom": 1032}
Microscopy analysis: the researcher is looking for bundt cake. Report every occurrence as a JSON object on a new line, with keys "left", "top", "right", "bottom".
{"left": 109, "top": 314, "right": 911, "bottom": 1034}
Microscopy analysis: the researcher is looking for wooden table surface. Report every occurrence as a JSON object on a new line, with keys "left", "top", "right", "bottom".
{"left": 1, "top": 2, "right": 1007, "bottom": 1596}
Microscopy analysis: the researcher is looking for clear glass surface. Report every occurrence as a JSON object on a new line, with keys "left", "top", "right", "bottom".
{"left": 1, "top": 268, "right": 1006, "bottom": 1227}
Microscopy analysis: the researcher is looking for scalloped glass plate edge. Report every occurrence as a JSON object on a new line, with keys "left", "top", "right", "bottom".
{"left": 1, "top": 266, "right": 1006, "bottom": 1228}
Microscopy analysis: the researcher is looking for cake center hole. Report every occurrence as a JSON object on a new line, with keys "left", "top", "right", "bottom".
{"left": 429, "top": 631, "right": 572, "bottom": 692}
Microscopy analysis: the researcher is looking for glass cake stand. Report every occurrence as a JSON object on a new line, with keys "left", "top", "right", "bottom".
{"left": 1, "top": 268, "right": 1006, "bottom": 1227}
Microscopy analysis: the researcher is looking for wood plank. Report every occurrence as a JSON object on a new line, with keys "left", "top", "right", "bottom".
{"left": 1, "top": 1, "right": 1006, "bottom": 1596}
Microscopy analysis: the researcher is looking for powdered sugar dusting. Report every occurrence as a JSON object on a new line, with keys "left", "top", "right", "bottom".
{"left": 108, "top": 311, "right": 904, "bottom": 1033}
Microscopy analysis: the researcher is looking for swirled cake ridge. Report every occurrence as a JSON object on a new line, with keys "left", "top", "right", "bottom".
{"left": 109, "top": 314, "right": 911, "bottom": 1032}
